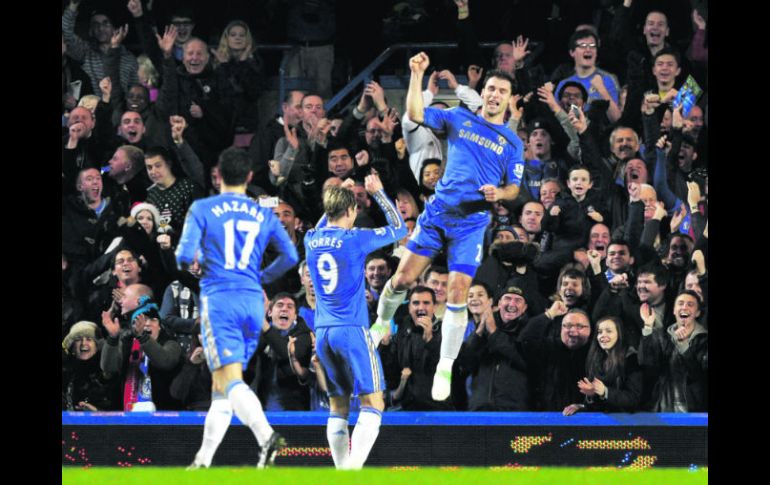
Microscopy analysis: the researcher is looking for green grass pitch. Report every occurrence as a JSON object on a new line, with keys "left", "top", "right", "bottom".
{"left": 62, "top": 466, "right": 708, "bottom": 484}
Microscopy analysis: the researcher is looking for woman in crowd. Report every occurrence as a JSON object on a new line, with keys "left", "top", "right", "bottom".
{"left": 563, "top": 315, "right": 642, "bottom": 415}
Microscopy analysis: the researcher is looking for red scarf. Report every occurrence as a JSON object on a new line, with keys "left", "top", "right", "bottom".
{"left": 123, "top": 338, "right": 144, "bottom": 411}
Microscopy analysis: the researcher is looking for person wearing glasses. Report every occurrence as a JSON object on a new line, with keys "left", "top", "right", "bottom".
{"left": 555, "top": 29, "right": 622, "bottom": 123}
{"left": 62, "top": 1, "right": 140, "bottom": 97}
{"left": 519, "top": 307, "right": 593, "bottom": 411}
{"left": 126, "top": 1, "right": 195, "bottom": 67}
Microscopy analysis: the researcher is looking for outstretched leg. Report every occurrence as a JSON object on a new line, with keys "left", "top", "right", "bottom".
{"left": 372, "top": 249, "right": 432, "bottom": 346}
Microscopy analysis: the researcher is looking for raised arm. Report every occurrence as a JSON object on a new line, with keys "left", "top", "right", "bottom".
{"left": 367, "top": 173, "right": 406, "bottom": 236}
{"left": 406, "top": 52, "right": 430, "bottom": 125}
{"left": 62, "top": 1, "right": 88, "bottom": 62}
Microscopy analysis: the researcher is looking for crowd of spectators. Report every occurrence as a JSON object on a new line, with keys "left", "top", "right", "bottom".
{"left": 62, "top": 0, "right": 707, "bottom": 414}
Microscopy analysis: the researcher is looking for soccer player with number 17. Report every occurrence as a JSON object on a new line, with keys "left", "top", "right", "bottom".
{"left": 305, "top": 173, "right": 406, "bottom": 469}
{"left": 176, "top": 147, "right": 299, "bottom": 469}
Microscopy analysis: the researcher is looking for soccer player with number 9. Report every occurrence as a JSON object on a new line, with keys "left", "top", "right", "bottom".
{"left": 305, "top": 173, "right": 406, "bottom": 469}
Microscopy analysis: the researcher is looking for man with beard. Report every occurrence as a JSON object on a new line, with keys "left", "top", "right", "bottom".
{"left": 661, "top": 234, "right": 694, "bottom": 297}
{"left": 593, "top": 263, "right": 672, "bottom": 350}
{"left": 638, "top": 290, "right": 707, "bottom": 412}
{"left": 519, "top": 201, "right": 545, "bottom": 243}
{"left": 455, "top": 285, "right": 530, "bottom": 410}
{"left": 519, "top": 308, "right": 592, "bottom": 411}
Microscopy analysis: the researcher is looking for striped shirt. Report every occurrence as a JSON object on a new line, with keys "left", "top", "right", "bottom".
{"left": 62, "top": 9, "right": 139, "bottom": 97}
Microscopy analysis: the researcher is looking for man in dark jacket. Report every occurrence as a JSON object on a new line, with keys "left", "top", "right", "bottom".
{"left": 519, "top": 308, "right": 592, "bottom": 411}
{"left": 638, "top": 290, "right": 707, "bottom": 412}
{"left": 159, "top": 36, "right": 233, "bottom": 174}
{"left": 62, "top": 168, "right": 125, "bottom": 280}
{"left": 457, "top": 286, "right": 530, "bottom": 411}
{"left": 253, "top": 293, "right": 313, "bottom": 411}
{"left": 393, "top": 286, "right": 452, "bottom": 411}
{"left": 100, "top": 289, "right": 183, "bottom": 411}
{"left": 247, "top": 90, "right": 306, "bottom": 193}
{"left": 593, "top": 263, "right": 673, "bottom": 351}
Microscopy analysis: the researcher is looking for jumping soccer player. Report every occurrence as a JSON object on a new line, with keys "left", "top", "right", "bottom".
{"left": 305, "top": 173, "right": 406, "bottom": 469}
{"left": 374, "top": 51, "right": 525, "bottom": 402}
{"left": 176, "top": 147, "right": 299, "bottom": 469}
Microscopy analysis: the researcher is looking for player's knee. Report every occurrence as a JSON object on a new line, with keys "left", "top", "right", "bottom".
{"left": 447, "top": 284, "right": 470, "bottom": 305}
{"left": 447, "top": 272, "right": 472, "bottom": 304}
{"left": 329, "top": 395, "right": 351, "bottom": 416}
{"left": 390, "top": 271, "right": 412, "bottom": 291}
{"left": 359, "top": 391, "right": 385, "bottom": 411}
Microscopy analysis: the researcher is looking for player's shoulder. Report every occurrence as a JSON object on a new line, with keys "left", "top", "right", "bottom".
{"left": 199, "top": 193, "right": 272, "bottom": 218}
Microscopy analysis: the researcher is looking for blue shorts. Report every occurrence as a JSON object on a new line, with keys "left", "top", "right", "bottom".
{"left": 406, "top": 198, "right": 491, "bottom": 277}
{"left": 315, "top": 326, "right": 385, "bottom": 398}
{"left": 199, "top": 290, "right": 263, "bottom": 371}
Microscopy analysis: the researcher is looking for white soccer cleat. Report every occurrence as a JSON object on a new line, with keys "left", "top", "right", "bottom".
{"left": 369, "top": 322, "right": 390, "bottom": 348}
{"left": 431, "top": 368, "right": 452, "bottom": 401}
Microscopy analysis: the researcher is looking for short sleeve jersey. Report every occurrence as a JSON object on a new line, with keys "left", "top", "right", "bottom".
{"left": 175, "top": 193, "right": 295, "bottom": 294}
{"left": 421, "top": 107, "right": 524, "bottom": 209}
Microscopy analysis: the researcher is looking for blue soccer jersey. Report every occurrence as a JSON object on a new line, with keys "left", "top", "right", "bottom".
{"left": 176, "top": 193, "right": 298, "bottom": 295}
{"left": 421, "top": 106, "right": 524, "bottom": 214}
{"left": 555, "top": 69, "right": 620, "bottom": 107}
{"left": 175, "top": 192, "right": 299, "bottom": 370}
{"left": 304, "top": 190, "right": 407, "bottom": 329}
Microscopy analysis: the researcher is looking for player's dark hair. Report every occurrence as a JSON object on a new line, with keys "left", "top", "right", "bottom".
{"left": 482, "top": 69, "right": 515, "bottom": 92}
{"left": 217, "top": 147, "right": 252, "bottom": 185}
